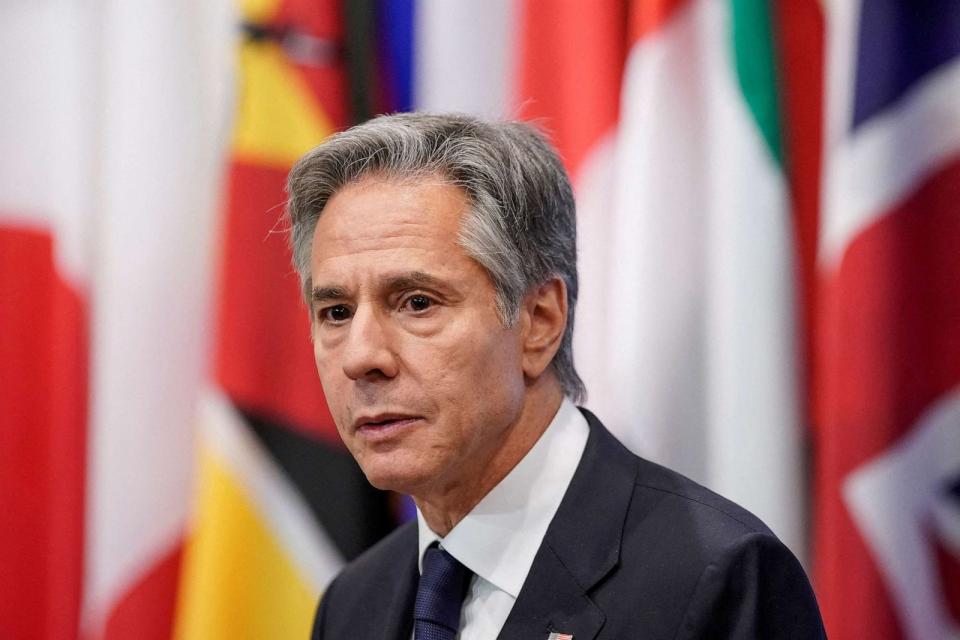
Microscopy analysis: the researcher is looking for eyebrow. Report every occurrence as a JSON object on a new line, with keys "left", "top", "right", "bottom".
{"left": 311, "top": 286, "right": 349, "bottom": 306}
{"left": 382, "top": 271, "right": 446, "bottom": 292}
{"left": 310, "top": 271, "right": 447, "bottom": 306}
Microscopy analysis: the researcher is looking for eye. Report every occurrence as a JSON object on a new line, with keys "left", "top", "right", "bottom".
{"left": 401, "top": 294, "right": 434, "bottom": 313}
{"left": 320, "top": 304, "right": 352, "bottom": 324}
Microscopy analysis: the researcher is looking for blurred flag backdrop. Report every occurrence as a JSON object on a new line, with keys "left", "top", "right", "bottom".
{"left": 814, "top": 1, "right": 960, "bottom": 638}
{"left": 174, "top": 0, "right": 395, "bottom": 637}
{"left": 1, "top": 1, "right": 957, "bottom": 639}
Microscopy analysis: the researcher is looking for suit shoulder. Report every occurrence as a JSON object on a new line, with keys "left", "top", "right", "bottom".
{"left": 333, "top": 519, "right": 418, "bottom": 589}
{"left": 607, "top": 448, "right": 821, "bottom": 637}
{"left": 578, "top": 408, "right": 776, "bottom": 546}
{"left": 632, "top": 454, "right": 774, "bottom": 539}
{"left": 313, "top": 521, "right": 418, "bottom": 639}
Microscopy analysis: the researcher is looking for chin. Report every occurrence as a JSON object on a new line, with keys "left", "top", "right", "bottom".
{"left": 356, "top": 459, "right": 431, "bottom": 495}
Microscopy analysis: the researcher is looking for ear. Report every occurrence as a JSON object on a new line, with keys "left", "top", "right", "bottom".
{"left": 520, "top": 276, "right": 568, "bottom": 380}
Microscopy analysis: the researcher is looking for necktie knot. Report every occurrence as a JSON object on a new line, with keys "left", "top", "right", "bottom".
{"left": 414, "top": 544, "right": 473, "bottom": 640}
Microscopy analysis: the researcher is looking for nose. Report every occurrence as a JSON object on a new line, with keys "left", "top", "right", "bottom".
{"left": 341, "top": 305, "right": 399, "bottom": 381}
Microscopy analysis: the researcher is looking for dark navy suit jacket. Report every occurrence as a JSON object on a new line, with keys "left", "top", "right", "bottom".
{"left": 312, "top": 409, "right": 826, "bottom": 639}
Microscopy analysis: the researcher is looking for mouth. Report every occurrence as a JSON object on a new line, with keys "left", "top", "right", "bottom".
{"left": 353, "top": 413, "right": 424, "bottom": 441}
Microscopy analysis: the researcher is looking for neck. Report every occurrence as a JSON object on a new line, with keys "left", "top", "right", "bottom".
{"left": 414, "top": 378, "right": 564, "bottom": 536}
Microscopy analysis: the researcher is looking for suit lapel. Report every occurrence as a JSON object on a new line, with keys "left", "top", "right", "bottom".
{"left": 495, "top": 542, "right": 605, "bottom": 640}
{"left": 497, "top": 410, "right": 639, "bottom": 640}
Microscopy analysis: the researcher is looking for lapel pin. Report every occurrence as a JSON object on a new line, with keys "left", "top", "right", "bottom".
{"left": 547, "top": 633, "right": 573, "bottom": 640}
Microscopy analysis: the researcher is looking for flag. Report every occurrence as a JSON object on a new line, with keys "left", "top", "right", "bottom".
{"left": 814, "top": 1, "right": 960, "bottom": 637}
{"left": 515, "top": 0, "right": 627, "bottom": 406}
{"left": 173, "top": 1, "right": 396, "bottom": 637}
{"left": 582, "top": 0, "right": 805, "bottom": 556}
{"left": 1, "top": 2, "right": 229, "bottom": 638}
{"left": 0, "top": 5, "right": 92, "bottom": 636}
{"left": 412, "top": 0, "right": 518, "bottom": 117}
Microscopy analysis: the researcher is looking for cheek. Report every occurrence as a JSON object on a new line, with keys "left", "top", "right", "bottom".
{"left": 419, "top": 323, "right": 524, "bottom": 407}
{"left": 314, "top": 336, "right": 341, "bottom": 379}
{"left": 314, "top": 348, "right": 346, "bottom": 412}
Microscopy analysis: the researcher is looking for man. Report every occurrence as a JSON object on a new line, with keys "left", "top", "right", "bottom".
{"left": 286, "top": 113, "right": 825, "bottom": 639}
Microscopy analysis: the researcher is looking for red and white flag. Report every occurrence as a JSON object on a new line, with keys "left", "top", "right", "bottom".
{"left": 1, "top": 2, "right": 231, "bottom": 637}
{"left": 0, "top": 4, "right": 94, "bottom": 636}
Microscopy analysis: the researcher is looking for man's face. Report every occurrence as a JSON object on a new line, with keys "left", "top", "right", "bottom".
{"left": 309, "top": 176, "right": 527, "bottom": 497}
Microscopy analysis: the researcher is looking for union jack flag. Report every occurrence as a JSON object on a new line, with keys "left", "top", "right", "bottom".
{"left": 814, "top": 1, "right": 960, "bottom": 638}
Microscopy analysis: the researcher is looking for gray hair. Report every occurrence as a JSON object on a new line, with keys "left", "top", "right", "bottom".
{"left": 286, "top": 112, "right": 585, "bottom": 402}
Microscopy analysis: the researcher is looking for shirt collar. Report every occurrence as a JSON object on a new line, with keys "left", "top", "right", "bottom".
{"left": 416, "top": 398, "right": 589, "bottom": 598}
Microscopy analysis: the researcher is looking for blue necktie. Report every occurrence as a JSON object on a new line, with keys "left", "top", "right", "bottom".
{"left": 414, "top": 544, "right": 473, "bottom": 640}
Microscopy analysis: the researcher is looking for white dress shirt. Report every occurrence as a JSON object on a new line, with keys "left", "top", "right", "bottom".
{"left": 413, "top": 398, "right": 589, "bottom": 639}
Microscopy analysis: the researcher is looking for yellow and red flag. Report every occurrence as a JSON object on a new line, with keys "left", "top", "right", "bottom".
{"left": 175, "top": 1, "right": 396, "bottom": 637}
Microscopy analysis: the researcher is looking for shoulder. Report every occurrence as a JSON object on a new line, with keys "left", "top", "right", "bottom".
{"left": 332, "top": 518, "right": 418, "bottom": 587}
{"left": 579, "top": 407, "right": 776, "bottom": 550}
{"left": 574, "top": 411, "right": 824, "bottom": 637}
{"left": 615, "top": 430, "right": 798, "bottom": 577}
{"left": 312, "top": 521, "right": 418, "bottom": 639}
{"left": 633, "top": 453, "right": 774, "bottom": 541}
{"left": 626, "top": 457, "right": 816, "bottom": 599}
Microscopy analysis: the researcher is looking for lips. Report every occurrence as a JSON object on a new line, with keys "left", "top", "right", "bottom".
{"left": 352, "top": 413, "right": 424, "bottom": 440}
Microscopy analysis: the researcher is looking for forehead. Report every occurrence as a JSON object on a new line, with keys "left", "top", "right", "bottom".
{"left": 310, "top": 176, "right": 473, "bottom": 278}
